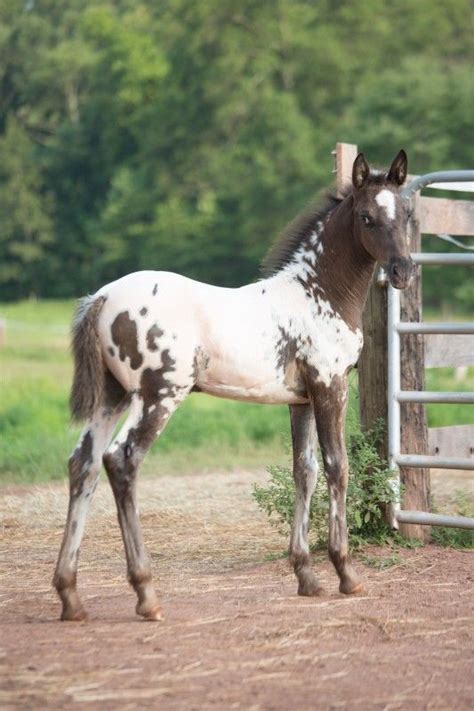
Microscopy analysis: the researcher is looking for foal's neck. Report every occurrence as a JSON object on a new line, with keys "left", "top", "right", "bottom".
{"left": 285, "top": 196, "right": 375, "bottom": 331}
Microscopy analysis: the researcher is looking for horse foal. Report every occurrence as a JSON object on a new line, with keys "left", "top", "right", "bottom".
{"left": 54, "top": 151, "right": 413, "bottom": 621}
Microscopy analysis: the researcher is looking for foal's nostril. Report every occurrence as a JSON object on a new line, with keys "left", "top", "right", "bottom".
{"left": 392, "top": 264, "right": 400, "bottom": 278}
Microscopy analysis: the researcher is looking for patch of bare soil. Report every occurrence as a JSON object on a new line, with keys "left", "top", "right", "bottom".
{"left": 1, "top": 471, "right": 473, "bottom": 710}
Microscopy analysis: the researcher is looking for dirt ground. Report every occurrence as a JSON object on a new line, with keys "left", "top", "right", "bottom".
{"left": 1, "top": 470, "right": 473, "bottom": 710}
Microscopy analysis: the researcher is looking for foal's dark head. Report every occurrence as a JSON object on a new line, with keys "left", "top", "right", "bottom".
{"left": 351, "top": 150, "right": 414, "bottom": 289}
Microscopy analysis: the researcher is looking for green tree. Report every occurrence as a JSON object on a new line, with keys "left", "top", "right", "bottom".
{"left": 0, "top": 0, "right": 472, "bottom": 308}
{"left": 0, "top": 119, "right": 53, "bottom": 299}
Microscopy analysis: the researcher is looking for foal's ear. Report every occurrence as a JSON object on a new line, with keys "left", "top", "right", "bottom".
{"left": 352, "top": 153, "right": 370, "bottom": 189}
{"left": 387, "top": 149, "right": 408, "bottom": 186}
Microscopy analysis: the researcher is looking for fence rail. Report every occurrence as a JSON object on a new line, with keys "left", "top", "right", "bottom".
{"left": 396, "top": 510, "right": 474, "bottom": 529}
{"left": 397, "top": 322, "right": 474, "bottom": 334}
{"left": 411, "top": 253, "right": 474, "bottom": 266}
{"left": 401, "top": 170, "right": 474, "bottom": 198}
{"left": 396, "top": 455, "right": 474, "bottom": 470}
{"left": 397, "top": 391, "right": 474, "bottom": 404}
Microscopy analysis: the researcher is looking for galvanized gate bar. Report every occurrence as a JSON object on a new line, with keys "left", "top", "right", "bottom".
{"left": 388, "top": 169, "right": 474, "bottom": 532}
{"left": 401, "top": 171, "right": 474, "bottom": 199}
{"left": 397, "top": 322, "right": 474, "bottom": 334}
{"left": 397, "top": 391, "right": 474, "bottom": 404}
{"left": 396, "top": 510, "right": 474, "bottom": 529}
{"left": 411, "top": 253, "right": 474, "bottom": 266}
{"left": 396, "top": 455, "right": 474, "bottom": 470}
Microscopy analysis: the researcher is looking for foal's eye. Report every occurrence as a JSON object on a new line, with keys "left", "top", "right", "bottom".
{"left": 360, "top": 214, "right": 372, "bottom": 226}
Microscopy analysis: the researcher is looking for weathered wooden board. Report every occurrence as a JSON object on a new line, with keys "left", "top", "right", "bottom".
{"left": 425, "top": 334, "right": 474, "bottom": 368}
{"left": 428, "top": 425, "right": 474, "bottom": 460}
{"left": 334, "top": 142, "right": 358, "bottom": 197}
{"left": 419, "top": 196, "right": 474, "bottom": 236}
{"left": 399, "top": 192, "right": 430, "bottom": 541}
{"left": 358, "top": 275, "right": 388, "bottom": 456}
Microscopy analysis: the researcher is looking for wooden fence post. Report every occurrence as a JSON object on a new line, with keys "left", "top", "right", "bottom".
{"left": 399, "top": 195, "right": 431, "bottom": 540}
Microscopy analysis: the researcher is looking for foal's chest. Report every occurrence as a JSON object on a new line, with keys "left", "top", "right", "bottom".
{"left": 282, "top": 299, "right": 363, "bottom": 388}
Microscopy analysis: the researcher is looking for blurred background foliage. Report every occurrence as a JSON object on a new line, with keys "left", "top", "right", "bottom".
{"left": 0, "top": 0, "right": 473, "bottom": 308}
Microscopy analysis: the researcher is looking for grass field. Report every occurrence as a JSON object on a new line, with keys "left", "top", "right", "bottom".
{"left": 1, "top": 299, "right": 473, "bottom": 484}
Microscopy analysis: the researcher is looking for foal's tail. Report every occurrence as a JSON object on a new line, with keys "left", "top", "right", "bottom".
{"left": 70, "top": 295, "right": 107, "bottom": 422}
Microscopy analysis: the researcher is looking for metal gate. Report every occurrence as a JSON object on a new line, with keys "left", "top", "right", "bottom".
{"left": 388, "top": 170, "right": 474, "bottom": 530}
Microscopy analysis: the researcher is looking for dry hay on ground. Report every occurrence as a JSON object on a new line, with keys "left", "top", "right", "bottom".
{"left": 1, "top": 470, "right": 473, "bottom": 710}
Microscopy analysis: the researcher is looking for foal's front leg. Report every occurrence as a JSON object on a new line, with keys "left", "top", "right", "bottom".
{"left": 288, "top": 404, "right": 323, "bottom": 596}
{"left": 310, "top": 376, "right": 363, "bottom": 595}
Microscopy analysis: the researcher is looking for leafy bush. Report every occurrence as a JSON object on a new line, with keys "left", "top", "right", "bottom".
{"left": 253, "top": 421, "right": 398, "bottom": 549}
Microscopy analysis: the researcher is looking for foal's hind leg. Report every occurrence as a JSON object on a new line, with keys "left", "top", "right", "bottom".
{"left": 288, "top": 404, "right": 323, "bottom": 596}
{"left": 311, "top": 376, "right": 362, "bottom": 595}
{"left": 103, "top": 390, "right": 187, "bottom": 621}
{"left": 53, "top": 408, "right": 123, "bottom": 620}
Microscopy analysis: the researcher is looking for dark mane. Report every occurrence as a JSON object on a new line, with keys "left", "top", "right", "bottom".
{"left": 260, "top": 187, "right": 349, "bottom": 277}
{"left": 260, "top": 171, "right": 387, "bottom": 277}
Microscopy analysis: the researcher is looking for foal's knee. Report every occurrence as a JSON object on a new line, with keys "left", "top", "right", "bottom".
{"left": 323, "top": 448, "right": 348, "bottom": 485}
{"left": 294, "top": 452, "right": 318, "bottom": 492}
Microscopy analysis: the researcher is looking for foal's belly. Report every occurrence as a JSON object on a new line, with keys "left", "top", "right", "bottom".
{"left": 196, "top": 380, "right": 309, "bottom": 405}
{"left": 196, "top": 351, "right": 309, "bottom": 405}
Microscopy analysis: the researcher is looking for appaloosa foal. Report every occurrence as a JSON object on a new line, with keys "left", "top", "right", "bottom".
{"left": 54, "top": 151, "right": 413, "bottom": 621}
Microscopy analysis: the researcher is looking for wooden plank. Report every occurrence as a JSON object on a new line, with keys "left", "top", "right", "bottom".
{"left": 428, "top": 425, "right": 474, "bottom": 459}
{"left": 425, "top": 334, "right": 474, "bottom": 368}
{"left": 399, "top": 193, "right": 431, "bottom": 541}
{"left": 358, "top": 274, "right": 388, "bottom": 456}
{"left": 419, "top": 196, "right": 474, "bottom": 236}
{"left": 334, "top": 142, "right": 358, "bottom": 198}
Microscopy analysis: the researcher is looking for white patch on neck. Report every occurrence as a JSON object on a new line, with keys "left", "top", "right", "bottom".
{"left": 375, "top": 189, "right": 396, "bottom": 220}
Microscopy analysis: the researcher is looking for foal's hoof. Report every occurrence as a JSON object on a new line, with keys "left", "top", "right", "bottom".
{"left": 135, "top": 601, "right": 163, "bottom": 622}
{"left": 298, "top": 576, "right": 325, "bottom": 597}
{"left": 61, "top": 607, "right": 88, "bottom": 622}
{"left": 139, "top": 605, "right": 163, "bottom": 622}
{"left": 339, "top": 581, "right": 364, "bottom": 595}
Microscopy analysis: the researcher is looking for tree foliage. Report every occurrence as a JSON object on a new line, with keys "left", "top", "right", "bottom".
{"left": 0, "top": 0, "right": 472, "bottom": 307}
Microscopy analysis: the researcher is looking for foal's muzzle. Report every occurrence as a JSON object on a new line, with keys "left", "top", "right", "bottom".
{"left": 388, "top": 256, "right": 415, "bottom": 290}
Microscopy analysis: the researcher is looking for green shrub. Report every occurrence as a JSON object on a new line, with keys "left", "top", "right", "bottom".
{"left": 253, "top": 421, "right": 398, "bottom": 549}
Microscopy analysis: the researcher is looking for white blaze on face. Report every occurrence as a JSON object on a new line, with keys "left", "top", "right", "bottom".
{"left": 375, "top": 189, "right": 396, "bottom": 220}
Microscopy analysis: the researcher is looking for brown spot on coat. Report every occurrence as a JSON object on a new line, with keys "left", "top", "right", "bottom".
{"left": 146, "top": 324, "right": 164, "bottom": 352}
{"left": 103, "top": 369, "right": 129, "bottom": 410}
{"left": 108, "top": 346, "right": 115, "bottom": 357}
{"left": 140, "top": 307, "right": 148, "bottom": 316}
{"left": 139, "top": 349, "right": 177, "bottom": 407}
{"left": 152, "top": 283, "right": 158, "bottom": 296}
{"left": 111, "top": 311, "right": 143, "bottom": 370}
{"left": 192, "top": 347, "right": 210, "bottom": 381}
{"left": 103, "top": 351, "right": 178, "bottom": 483}
{"left": 69, "top": 431, "right": 94, "bottom": 497}
{"left": 275, "top": 327, "right": 306, "bottom": 397}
